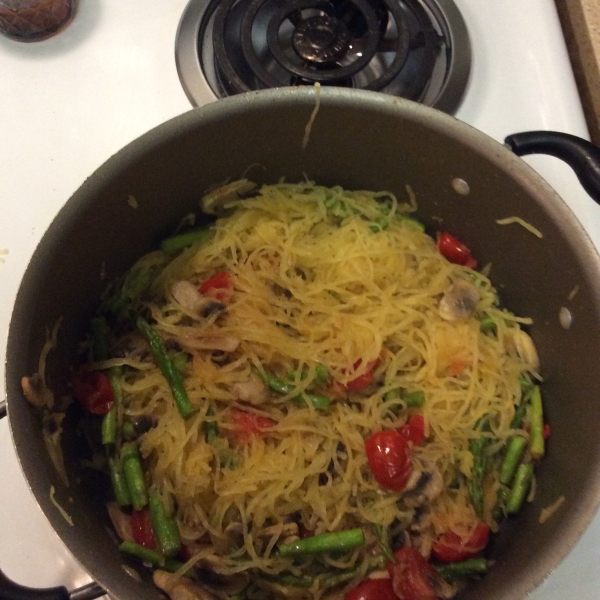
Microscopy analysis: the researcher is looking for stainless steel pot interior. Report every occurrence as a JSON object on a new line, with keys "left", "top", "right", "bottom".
{"left": 6, "top": 87, "right": 600, "bottom": 600}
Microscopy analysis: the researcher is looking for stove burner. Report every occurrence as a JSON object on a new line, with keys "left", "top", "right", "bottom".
{"left": 176, "top": 0, "right": 472, "bottom": 114}
{"left": 291, "top": 14, "right": 351, "bottom": 64}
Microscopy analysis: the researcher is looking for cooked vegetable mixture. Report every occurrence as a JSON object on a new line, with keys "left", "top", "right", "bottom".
{"left": 29, "top": 181, "right": 548, "bottom": 600}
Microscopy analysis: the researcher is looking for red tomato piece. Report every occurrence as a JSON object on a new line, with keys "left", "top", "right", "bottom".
{"left": 431, "top": 521, "right": 490, "bottom": 563}
{"left": 231, "top": 409, "right": 273, "bottom": 444}
{"left": 543, "top": 423, "right": 551, "bottom": 440}
{"left": 72, "top": 371, "right": 114, "bottom": 415}
{"left": 345, "top": 359, "right": 380, "bottom": 391}
{"left": 437, "top": 232, "right": 477, "bottom": 269}
{"left": 199, "top": 271, "right": 233, "bottom": 304}
{"left": 387, "top": 547, "right": 447, "bottom": 600}
{"left": 448, "top": 359, "right": 466, "bottom": 377}
{"left": 344, "top": 578, "right": 397, "bottom": 600}
{"left": 398, "top": 415, "right": 426, "bottom": 447}
{"left": 365, "top": 430, "right": 412, "bottom": 491}
{"left": 131, "top": 509, "right": 157, "bottom": 550}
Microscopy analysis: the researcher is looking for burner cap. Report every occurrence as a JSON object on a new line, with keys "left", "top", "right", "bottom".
{"left": 176, "top": 0, "right": 473, "bottom": 114}
{"left": 292, "top": 15, "right": 351, "bottom": 64}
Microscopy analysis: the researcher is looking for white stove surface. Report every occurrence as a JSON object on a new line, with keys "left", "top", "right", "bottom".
{"left": 1, "top": 0, "right": 600, "bottom": 597}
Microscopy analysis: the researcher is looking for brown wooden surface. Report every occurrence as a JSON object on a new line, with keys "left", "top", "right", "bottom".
{"left": 555, "top": 0, "right": 600, "bottom": 144}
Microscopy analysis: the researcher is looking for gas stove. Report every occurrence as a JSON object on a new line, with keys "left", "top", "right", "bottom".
{"left": 1, "top": 1, "right": 600, "bottom": 598}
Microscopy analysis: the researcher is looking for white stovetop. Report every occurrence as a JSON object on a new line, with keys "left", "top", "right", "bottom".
{"left": 1, "top": 1, "right": 600, "bottom": 598}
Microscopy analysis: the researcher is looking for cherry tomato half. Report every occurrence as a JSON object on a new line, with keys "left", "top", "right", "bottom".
{"left": 131, "top": 509, "right": 157, "bottom": 550}
{"left": 344, "top": 578, "right": 397, "bottom": 600}
{"left": 431, "top": 521, "right": 490, "bottom": 563}
{"left": 398, "top": 415, "right": 425, "bottom": 447}
{"left": 387, "top": 547, "right": 446, "bottom": 600}
{"left": 72, "top": 371, "right": 114, "bottom": 415}
{"left": 230, "top": 409, "right": 273, "bottom": 444}
{"left": 345, "top": 359, "right": 380, "bottom": 391}
{"left": 199, "top": 271, "right": 233, "bottom": 304}
{"left": 365, "top": 430, "right": 412, "bottom": 491}
{"left": 437, "top": 232, "right": 477, "bottom": 269}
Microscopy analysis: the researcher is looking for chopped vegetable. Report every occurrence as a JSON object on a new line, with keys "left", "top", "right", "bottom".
{"left": 230, "top": 409, "right": 273, "bottom": 445}
{"left": 506, "top": 463, "right": 534, "bottom": 514}
{"left": 529, "top": 386, "right": 545, "bottom": 459}
{"left": 398, "top": 414, "right": 426, "bottom": 446}
{"left": 365, "top": 430, "right": 412, "bottom": 491}
{"left": 435, "top": 558, "right": 489, "bottom": 581}
{"left": 72, "top": 371, "right": 114, "bottom": 415}
{"left": 259, "top": 369, "right": 330, "bottom": 411}
{"left": 119, "top": 541, "right": 185, "bottom": 572}
{"left": 160, "top": 228, "right": 211, "bottom": 255}
{"left": 199, "top": 271, "right": 233, "bottom": 304}
{"left": 388, "top": 546, "right": 453, "bottom": 600}
{"left": 344, "top": 578, "right": 397, "bottom": 600}
{"left": 500, "top": 436, "right": 527, "bottom": 485}
{"left": 109, "top": 457, "right": 132, "bottom": 507}
{"left": 136, "top": 316, "right": 194, "bottom": 420}
{"left": 431, "top": 522, "right": 489, "bottom": 563}
{"left": 467, "top": 420, "right": 491, "bottom": 518}
{"left": 148, "top": 491, "right": 181, "bottom": 557}
{"left": 344, "top": 358, "right": 380, "bottom": 391}
{"left": 121, "top": 442, "right": 149, "bottom": 511}
{"left": 131, "top": 508, "right": 157, "bottom": 550}
{"left": 437, "top": 232, "right": 477, "bottom": 269}
{"left": 278, "top": 528, "right": 365, "bottom": 557}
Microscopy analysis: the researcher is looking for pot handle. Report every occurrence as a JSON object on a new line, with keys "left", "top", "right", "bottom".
{"left": 0, "top": 398, "right": 6, "bottom": 419}
{"left": 0, "top": 569, "right": 105, "bottom": 600}
{"left": 504, "top": 131, "right": 600, "bottom": 203}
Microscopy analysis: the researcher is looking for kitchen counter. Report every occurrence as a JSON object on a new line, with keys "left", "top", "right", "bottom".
{"left": 556, "top": 0, "right": 600, "bottom": 143}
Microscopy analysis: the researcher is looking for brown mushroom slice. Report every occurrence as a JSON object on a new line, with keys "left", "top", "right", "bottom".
{"left": 504, "top": 328, "right": 540, "bottom": 371}
{"left": 200, "top": 179, "right": 257, "bottom": 216}
{"left": 231, "top": 374, "right": 269, "bottom": 405}
{"left": 153, "top": 571, "right": 216, "bottom": 600}
{"left": 439, "top": 279, "right": 480, "bottom": 321}
{"left": 106, "top": 502, "right": 134, "bottom": 542}
{"left": 171, "top": 281, "right": 226, "bottom": 319}
{"left": 177, "top": 333, "right": 241, "bottom": 353}
{"left": 402, "top": 468, "right": 444, "bottom": 508}
{"left": 21, "top": 373, "right": 53, "bottom": 409}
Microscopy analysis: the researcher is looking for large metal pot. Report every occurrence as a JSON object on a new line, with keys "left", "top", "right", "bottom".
{"left": 3, "top": 87, "right": 600, "bottom": 600}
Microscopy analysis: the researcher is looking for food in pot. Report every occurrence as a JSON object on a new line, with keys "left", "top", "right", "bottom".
{"left": 41, "top": 181, "right": 547, "bottom": 599}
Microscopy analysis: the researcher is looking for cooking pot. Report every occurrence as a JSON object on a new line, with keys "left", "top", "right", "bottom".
{"left": 3, "top": 87, "right": 600, "bottom": 600}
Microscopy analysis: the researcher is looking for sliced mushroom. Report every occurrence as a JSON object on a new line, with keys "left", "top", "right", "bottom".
{"left": 231, "top": 374, "right": 269, "bottom": 405}
{"left": 200, "top": 179, "right": 257, "bottom": 216}
{"left": 177, "top": 333, "right": 241, "bottom": 353}
{"left": 504, "top": 328, "right": 539, "bottom": 370}
{"left": 439, "top": 279, "right": 480, "bottom": 321}
{"left": 153, "top": 570, "right": 216, "bottom": 600}
{"left": 107, "top": 502, "right": 134, "bottom": 542}
{"left": 402, "top": 468, "right": 444, "bottom": 508}
{"left": 21, "top": 373, "right": 53, "bottom": 409}
{"left": 171, "top": 281, "right": 226, "bottom": 319}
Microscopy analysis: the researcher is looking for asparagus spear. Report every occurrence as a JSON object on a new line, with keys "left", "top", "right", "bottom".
{"left": 435, "top": 558, "right": 489, "bottom": 581}
{"left": 506, "top": 463, "right": 534, "bottom": 514}
{"left": 260, "top": 370, "right": 330, "bottom": 411}
{"left": 529, "top": 386, "right": 545, "bottom": 460}
{"left": 320, "top": 567, "right": 361, "bottom": 589}
{"left": 119, "top": 541, "right": 185, "bottom": 572}
{"left": 278, "top": 528, "right": 365, "bottom": 557}
{"left": 148, "top": 491, "right": 181, "bottom": 557}
{"left": 160, "top": 228, "right": 211, "bottom": 255}
{"left": 468, "top": 419, "right": 491, "bottom": 518}
{"left": 121, "top": 442, "right": 148, "bottom": 510}
{"left": 136, "top": 316, "right": 194, "bottom": 420}
{"left": 500, "top": 435, "right": 528, "bottom": 485}
{"left": 108, "top": 457, "right": 131, "bottom": 507}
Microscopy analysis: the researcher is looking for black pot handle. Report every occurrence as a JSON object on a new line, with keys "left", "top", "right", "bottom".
{"left": 0, "top": 399, "right": 6, "bottom": 419}
{"left": 0, "top": 569, "right": 104, "bottom": 600}
{"left": 504, "top": 131, "right": 600, "bottom": 204}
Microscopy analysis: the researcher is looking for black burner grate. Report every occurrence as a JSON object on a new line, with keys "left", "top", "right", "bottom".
{"left": 175, "top": 0, "right": 472, "bottom": 114}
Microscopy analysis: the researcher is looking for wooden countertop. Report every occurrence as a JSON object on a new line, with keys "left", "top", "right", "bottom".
{"left": 555, "top": 0, "right": 600, "bottom": 144}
